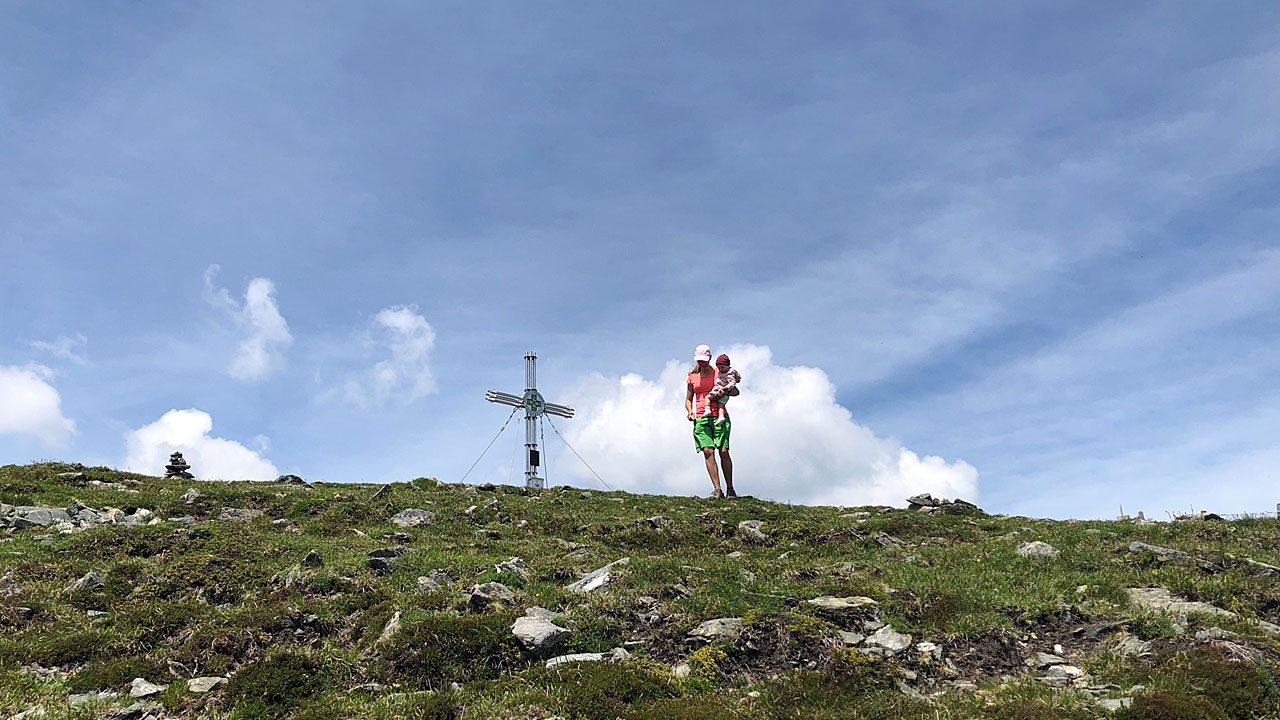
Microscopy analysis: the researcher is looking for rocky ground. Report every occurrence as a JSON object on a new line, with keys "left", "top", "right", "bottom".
{"left": 1, "top": 462, "right": 1279, "bottom": 719}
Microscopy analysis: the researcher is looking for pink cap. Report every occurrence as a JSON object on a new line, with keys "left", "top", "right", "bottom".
{"left": 693, "top": 344, "right": 711, "bottom": 362}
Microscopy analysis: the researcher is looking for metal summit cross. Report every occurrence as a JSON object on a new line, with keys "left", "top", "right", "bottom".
{"left": 485, "top": 352, "right": 574, "bottom": 490}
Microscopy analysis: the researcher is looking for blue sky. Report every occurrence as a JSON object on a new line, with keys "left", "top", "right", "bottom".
{"left": 2, "top": 2, "right": 1277, "bottom": 518}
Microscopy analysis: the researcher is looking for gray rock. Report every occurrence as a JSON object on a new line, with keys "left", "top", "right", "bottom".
{"left": 1195, "top": 627, "right": 1235, "bottom": 641}
{"left": 1045, "top": 665, "right": 1085, "bottom": 680}
{"left": 467, "top": 581, "right": 516, "bottom": 611}
{"left": 1096, "top": 698, "right": 1133, "bottom": 711}
{"left": 417, "top": 570, "right": 453, "bottom": 591}
{"left": 839, "top": 631, "right": 865, "bottom": 646}
{"left": 367, "top": 545, "right": 409, "bottom": 559}
{"left": 66, "top": 571, "right": 105, "bottom": 594}
{"left": 186, "top": 677, "right": 226, "bottom": 693}
{"left": 69, "top": 690, "right": 120, "bottom": 706}
{"left": 218, "top": 507, "right": 264, "bottom": 522}
{"left": 865, "top": 625, "right": 912, "bottom": 653}
{"left": 566, "top": 557, "right": 630, "bottom": 593}
{"left": 390, "top": 508, "right": 434, "bottom": 527}
{"left": 1114, "top": 635, "right": 1152, "bottom": 656}
{"left": 367, "top": 557, "right": 393, "bottom": 575}
{"left": 129, "top": 677, "right": 166, "bottom": 698}
{"left": 688, "top": 617, "right": 744, "bottom": 641}
{"left": 1028, "top": 651, "right": 1067, "bottom": 667}
{"left": 545, "top": 647, "right": 630, "bottom": 668}
{"left": 644, "top": 516, "right": 672, "bottom": 528}
{"left": 301, "top": 550, "right": 323, "bottom": 568}
{"left": 525, "top": 606, "right": 566, "bottom": 623}
{"left": 511, "top": 616, "right": 571, "bottom": 651}
{"left": 1125, "top": 587, "right": 1280, "bottom": 638}
{"left": 906, "top": 493, "right": 941, "bottom": 508}
{"left": 179, "top": 488, "right": 202, "bottom": 505}
{"left": 495, "top": 556, "right": 531, "bottom": 581}
{"left": 11, "top": 506, "right": 72, "bottom": 528}
{"left": 106, "top": 702, "right": 159, "bottom": 720}
{"left": 737, "top": 520, "right": 768, "bottom": 543}
{"left": 1017, "top": 541, "right": 1060, "bottom": 557}
{"left": 376, "top": 611, "right": 402, "bottom": 644}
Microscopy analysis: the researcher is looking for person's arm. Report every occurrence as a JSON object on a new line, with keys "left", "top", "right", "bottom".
{"left": 725, "top": 371, "right": 741, "bottom": 396}
{"left": 685, "top": 383, "right": 695, "bottom": 420}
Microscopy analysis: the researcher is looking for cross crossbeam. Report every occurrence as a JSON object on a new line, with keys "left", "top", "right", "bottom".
{"left": 485, "top": 352, "right": 574, "bottom": 489}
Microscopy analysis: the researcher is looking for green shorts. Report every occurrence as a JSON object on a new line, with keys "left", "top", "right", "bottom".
{"left": 692, "top": 416, "right": 731, "bottom": 451}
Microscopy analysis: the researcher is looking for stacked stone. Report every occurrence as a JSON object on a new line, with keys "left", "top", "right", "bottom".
{"left": 164, "top": 452, "right": 194, "bottom": 479}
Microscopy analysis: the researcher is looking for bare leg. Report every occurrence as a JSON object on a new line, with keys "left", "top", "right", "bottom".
{"left": 702, "top": 447, "right": 721, "bottom": 495}
{"left": 719, "top": 448, "right": 734, "bottom": 494}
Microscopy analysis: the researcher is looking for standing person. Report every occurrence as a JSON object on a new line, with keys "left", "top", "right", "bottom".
{"left": 686, "top": 344, "right": 738, "bottom": 498}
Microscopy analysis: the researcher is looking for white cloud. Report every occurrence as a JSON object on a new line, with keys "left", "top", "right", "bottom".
{"left": 29, "top": 333, "right": 88, "bottom": 365}
{"left": 0, "top": 364, "right": 76, "bottom": 446}
{"left": 557, "top": 344, "right": 977, "bottom": 506}
{"left": 123, "top": 408, "right": 278, "bottom": 480}
{"left": 339, "top": 305, "right": 437, "bottom": 407}
{"left": 203, "top": 265, "right": 293, "bottom": 381}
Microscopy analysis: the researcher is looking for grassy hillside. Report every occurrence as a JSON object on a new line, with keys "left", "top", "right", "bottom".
{"left": 2, "top": 462, "right": 1279, "bottom": 719}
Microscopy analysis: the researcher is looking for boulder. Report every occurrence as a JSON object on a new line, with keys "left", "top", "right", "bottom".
{"left": 179, "top": 489, "right": 202, "bottom": 505}
{"left": 906, "top": 493, "right": 941, "bottom": 508}
{"left": 495, "top": 557, "right": 531, "bottom": 581}
{"left": 511, "top": 616, "right": 571, "bottom": 651}
{"left": 737, "top": 520, "right": 768, "bottom": 544}
{"left": 301, "top": 550, "right": 324, "bottom": 568}
{"left": 1017, "top": 541, "right": 1060, "bottom": 558}
{"left": 390, "top": 508, "right": 434, "bottom": 527}
{"left": 417, "top": 570, "right": 454, "bottom": 591}
{"left": 524, "top": 606, "right": 566, "bottom": 623}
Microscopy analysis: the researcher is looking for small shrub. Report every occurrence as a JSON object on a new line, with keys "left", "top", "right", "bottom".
{"left": 1116, "top": 691, "right": 1230, "bottom": 720}
{"left": 687, "top": 646, "right": 727, "bottom": 680}
{"left": 222, "top": 652, "right": 331, "bottom": 719}
{"left": 374, "top": 612, "right": 521, "bottom": 689}
{"left": 1173, "top": 646, "right": 1280, "bottom": 718}
{"left": 525, "top": 661, "right": 679, "bottom": 720}
{"left": 68, "top": 655, "right": 168, "bottom": 693}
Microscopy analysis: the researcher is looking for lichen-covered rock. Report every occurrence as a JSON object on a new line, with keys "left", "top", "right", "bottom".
{"left": 389, "top": 508, "right": 434, "bottom": 527}
{"left": 511, "top": 616, "right": 571, "bottom": 651}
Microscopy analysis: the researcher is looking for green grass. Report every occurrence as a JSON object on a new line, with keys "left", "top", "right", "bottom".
{"left": 2, "top": 461, "right": 1280, "bottom": 718}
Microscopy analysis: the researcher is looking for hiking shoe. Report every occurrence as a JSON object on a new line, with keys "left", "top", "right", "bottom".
{"left": 726, "top": 487, "right": 737, "bottom": 498}
{"left": 710, "top": 489, "right": 725, "bottom": 499}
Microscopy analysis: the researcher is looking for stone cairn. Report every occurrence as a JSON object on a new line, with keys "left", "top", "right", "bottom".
{"left": 164, "top": 452, "right": 194, "bottom": 479}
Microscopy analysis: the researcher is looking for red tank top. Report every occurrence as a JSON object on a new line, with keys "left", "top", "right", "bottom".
{"left": 688, "top": 368, "right": 720, "bottom": 416}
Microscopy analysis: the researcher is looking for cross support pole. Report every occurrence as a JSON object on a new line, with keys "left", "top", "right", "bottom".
{"left": 486, "top": 351, "right": 574, "bottom": 490}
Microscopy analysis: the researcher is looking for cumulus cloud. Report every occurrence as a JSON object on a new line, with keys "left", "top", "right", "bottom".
{"left": 557, "top": 344, "right": 977, "bottom": 506}
{"left": 0, "top": 364, "right": 76, "bottom": 446}
{"left": 339, "top": 305, "right": 437, "bottom": 407}
{"left": 123, "top": 408, "right": 278, "bottom": 480}
{"left": 204, "top": 265, "right": 293, "bottom": 381}
{"left": 29, "top": 333, "right": 88, "bottom": 365}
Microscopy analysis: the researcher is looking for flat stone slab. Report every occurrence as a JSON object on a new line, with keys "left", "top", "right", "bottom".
{"left": 545, "top": 647, "right": 630, "bottom": 668}
{"left": 566, "top": 557, "right": 630, "bottom": 593}
{"left": 187, "top": 677, "right": 226, "bottom": 693}
{"left": 1127, "top": 587, "right": 1280, "bottom": 640}
{"left": 688, "top": 617, "right": 744, "bottom": 641}
{"left": 807, "top": 596, "right": 878, "bottom": 611}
